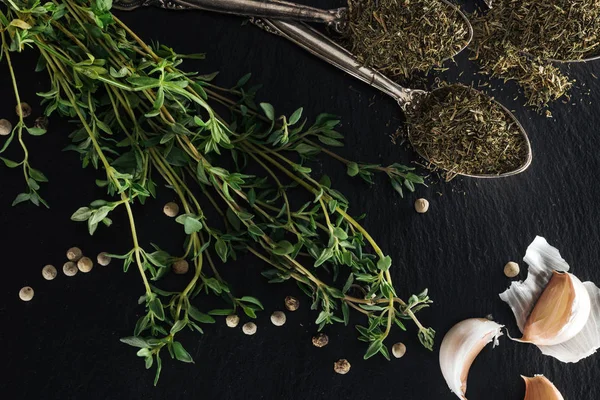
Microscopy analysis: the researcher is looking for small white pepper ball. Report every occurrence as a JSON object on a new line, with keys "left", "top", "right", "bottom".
{"left": 77, "top": 256, "right": 94, "bottom": 273}
{"left": 312, "top": 333, "right": 329, "bottom": 348}
{"left": 163, "top": 202, "right": 180, "bottom": 217}
{"left": 15, "top": 102, "right": 32, "bottom": 118}
{"left": 414, "top": 198, "right": 430, "bottom": 214}
{"left": 0, "top": 119, "right": 12, "bottom": 136}
{"left": 42, "top": 264, "right": 57, "bottom": 280}
{"left": 242, "top": 322, "right": 257, "bottom": 335}
{"left": 172, "top": 260, "right": 189, "bottom": 275}
{"left": 504, "top": 261, "right": 520, "bottom": 278}
{"left": 285, "top": 296, "right": 299, "bottom": 311}
{"left": 225, "top": 314, "right": 240, "bottom": 328}
{"left": 334, "top": 359, "right": 351, "bottom": 375}
{"left": 270, "top": 311, "right": 286, "bottom": 326}
{"left": 63, "top": 261, "right": 78, "bottom": 276}
{"left": 97, "top": 252, "right": 112, "bottom": 266}
{"left": 19, "top": 286, "right": 34, "bottom": 301}
{"left": 66, "top": 247, "right": 83, "bottom": 262}
{"left": 392, "top": 342, "right": 407, "bottom": 358}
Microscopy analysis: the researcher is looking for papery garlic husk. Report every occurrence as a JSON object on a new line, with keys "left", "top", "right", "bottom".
{"left": 522, "top": 375, "right": 564, "bottom": 400}
{"left": 439, "top": 318, "right": 504, "bottom": 400}
{"left": 500, "top": 236, "right": 600, "bottom": 362}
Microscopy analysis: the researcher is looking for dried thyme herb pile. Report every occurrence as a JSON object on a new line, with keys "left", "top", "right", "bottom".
{"left": 345, "top": 0, "right": 470, "bottom": 78}
{"left": 471, "top": 0, "right": 600, "bottom": 107}
{"left": 0, "top": 0, "right": 433, "bottom": 384}
{"left": 407, "top": 85, "right": 527, "bottom": 180}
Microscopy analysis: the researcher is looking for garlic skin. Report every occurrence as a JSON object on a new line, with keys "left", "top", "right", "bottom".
{"left": 439, "top": 318, "right": 504, "bottom": 399}
{"left": 522, "top": 375, "right": 564, "bottom": 400}
{"left": 500, "top": 236, "right": 600, "bottom": 362}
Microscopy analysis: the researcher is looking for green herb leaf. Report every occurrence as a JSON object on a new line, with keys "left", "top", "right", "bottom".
{"left": 172, "top": 341, "right": 194, "bottom": 363}
{"left": 239, "top": 296, "right": 264, "bottom": 310}
{"left": 120, "top": 336, "right": 150, "bottom": 348}
{"left": 272, "top": 240, "right": 294, "bottom": 255}
{"left": 346, "top": 162, "right": 359, "bottom": 177}
{"left": 377, "top": 256, "right": 392, "bottom": 271}
{"left": 260, "top": 103, "right": 275, "bottom": 121}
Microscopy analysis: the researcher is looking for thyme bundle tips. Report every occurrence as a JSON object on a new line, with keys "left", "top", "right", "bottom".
{"left": 408, "top": 85, "right": 527, "bottom": 179}
{"left": 345, "top": 0, "right": 470, "bottom": 78}
{"left": 0, "top": 0, "right": 434, "bottom": 384}
{"left": 471, "top": 0, "right": 600, "bottom": 107}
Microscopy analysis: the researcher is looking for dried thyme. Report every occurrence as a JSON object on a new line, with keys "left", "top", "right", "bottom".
{"left": 408, "top": 85, "right": 527, "bottom": 179}
{"left": 470, "top": 0, "right": 600, "bottom": 107}
{"left": 345, "top": 0, "right": 470, "bottom": 78}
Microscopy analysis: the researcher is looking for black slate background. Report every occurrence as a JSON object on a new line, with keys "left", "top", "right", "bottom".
{"left": 2, "top": 1, "right": 600, "bottom": 399}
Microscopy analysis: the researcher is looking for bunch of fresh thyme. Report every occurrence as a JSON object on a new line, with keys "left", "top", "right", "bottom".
{"left": 345, "top": 0, "right": 470, "bottom": 78}
{"left": 470, "top": 0, "right": 600, "bottom": 107}
{"left": 0, "top": 0, "right": 433, "bottom": 384}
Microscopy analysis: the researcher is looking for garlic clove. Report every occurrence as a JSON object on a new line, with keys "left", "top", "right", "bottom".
{"left": 439, "top": 318, "right": 504, "bottom": 400}
{"left": 522, "top": 375, "right": 564, "bottom": 400}
{"left": 519, "top": 271, "right": 590, "bottom": 346}
{"left": 500, "top": 236, "right": 600, "bottom": 362}
{"left": 537, "top": 281, "right": 600, "bottom": 362}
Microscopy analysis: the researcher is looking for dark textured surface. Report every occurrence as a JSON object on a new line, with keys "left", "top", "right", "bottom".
{"left": 2, "top": 2, "right": 600, "bottom": 399}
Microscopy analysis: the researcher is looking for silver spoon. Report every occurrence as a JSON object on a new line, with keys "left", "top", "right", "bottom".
{"left": 252, "top": 19, "right": 532, "bottom": 178}
{"left": 113, "top": 0, "right": 474, "bottom": 61}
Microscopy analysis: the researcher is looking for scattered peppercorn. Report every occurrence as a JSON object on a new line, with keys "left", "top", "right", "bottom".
{"left": 42, "top": 264, "right": 57, "bottom": 280}
{"left": 504, "top": 261, "right": 520, "bottom": 278}
{"left": 97, "top": 252, "right": 112, "bottom": 266}
{"left": 15, "top": 102, "right": 32, "bottom": 118}
{"left": 0, "top": 119, "right": 12, "bottom": 136}
{"left": 172, "top": 259, "right": 189, "bottom": 275}
{"left": 33, "top": 116, "right": 49, "bottom": 130}
{"left": 414, "top": 198, "right": 430, "bottom": 213}
{"left": 63, "top": 261, "right": 78, "bottom": 276}
{"left": 270, "top": 311, "right": 286, "bottom": 326}
{"left": 163, "top": 202, "right": 180, "bottom": 217}
{"left": 226, "top": 314, "right": 240, "bottom": 328}
{"left": 392, "top": 342, "right": 407, "bottom": 358}
{"left": 284, "top": 296, "right": 300, "bottom": 311}
{"left": 19, "top": 286, "right": 34, "bottom": 301}
{"left": 242, "top": 322, "right": 257, "bottom": 335}
{"left": 312, "top": 333, "right": 329, "bottom": 348}
{"left": 77, "top": 257, "right": 93, "bottom": 273}
{"left": 66, "top": 247, "right": 83, "bottom": 262}
{"left": 333, "top": 359, "right": 351, "bottom": 375}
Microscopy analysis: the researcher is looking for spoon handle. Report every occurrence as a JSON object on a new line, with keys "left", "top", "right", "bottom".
{"left": 252, "top": 19, "right": 420, "bottom": 107}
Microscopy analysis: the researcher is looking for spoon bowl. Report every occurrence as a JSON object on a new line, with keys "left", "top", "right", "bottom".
{"left": 405, "top": 84, "right": 532, "bottom": 179}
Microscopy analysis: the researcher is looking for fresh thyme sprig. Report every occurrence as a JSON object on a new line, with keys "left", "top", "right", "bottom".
{"left": 0, "top": 0, "right": 433, "bottom": 384}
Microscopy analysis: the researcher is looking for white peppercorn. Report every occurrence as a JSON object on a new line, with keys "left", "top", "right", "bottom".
{"left": 312, "top": 333, "right": 329, "bottom": 348}
{"left": 270, "top": 311, "right": 286, "bottom": 326}
{"left": 77, "top": 256, "right": 93, "bottom": 273}
{"left": 97, "top": 252, "right": 112, "bottom": 266}
{"left": 42, "top": 264, "right": 57, "bottom": 280}
{"left": 226, "top": 314, "right": 239, "bottom": 328}
{"left": 163, "top": 202, "right": 180, "bottom": 217}
{"left": 63, "top": 261, "right": 78, "bottom": 276}
{"left": 392, "top": 342, "right": 406, "bottom": 358}
{"left": 0, "top": 119, "right": 12, "bottom": 136}
{"left": 66, "top": 247, "right": 83, "bottom": 262}
{"left": 334, "top": 359, "right": 351, "bottom": 375}
{"left": 242, "top": 322, "right": 257, "bottom": 335}
{"left": 504, "top": 261, "right": 520, "bottom": 278}
{"left": 284, "top": 296, "right": 299, "bottom": 311}
{"left": 414, "top": 198, "right": 430, "bottom": 214}
{"left": 19, "top": 286, "right": 34, "bottom": 301}
{"left": 172, "top": 260, "right": 189, "bottom": 275}
{"left": 15, "top": 102, "right": 32, "bottom": 118}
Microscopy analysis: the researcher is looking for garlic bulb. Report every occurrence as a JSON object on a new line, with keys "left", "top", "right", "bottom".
{"left": 439, "top": 318, "right": 504, "bottom": 399}
{"left": 522, "top": 375, "right": 564, "bottom": 400}
{"left": 500, "top": 236, "right": 600, "bottom": 362}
